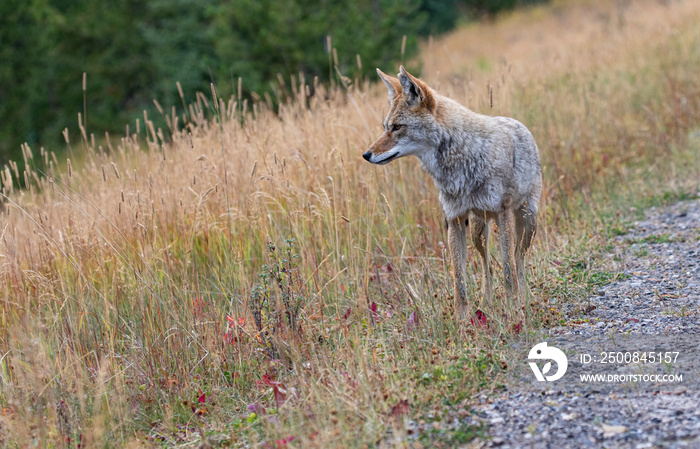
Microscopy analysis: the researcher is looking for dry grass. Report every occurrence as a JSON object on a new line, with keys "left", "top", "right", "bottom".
{"left": 1, "top": 0, "right": 699, "bottom": 446}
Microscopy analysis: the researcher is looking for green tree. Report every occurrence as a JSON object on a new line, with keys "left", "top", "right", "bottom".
{"left": 0, "top": 0, "right": 57, "bottom": 164}
{"left": 141, "top": 0, "right": 218, "bottom": 107}
{"left": 49, "top": 0, "right": 153, "bottom": 136}
{"left": 418, "top": 0, "right": 461, "bottom": 36}
{"left": 0, "top": 0, "right": 475, "bottom": 167}
{"left": 207, "top": 0, "right": 427, "bottom": 97}
{"left": 0, "top": 0, "right": 153, "bottom": 165}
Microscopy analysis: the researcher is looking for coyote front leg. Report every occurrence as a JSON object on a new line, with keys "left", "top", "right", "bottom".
{"left": 496, "top": 208, "right": 519, "bottom": 300}
{"left": 447, "top": 216, "right": 469, "bottom": 316}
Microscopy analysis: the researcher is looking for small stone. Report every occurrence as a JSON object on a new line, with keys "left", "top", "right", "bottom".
{"left": 601, "top": 424, "right": 628, "bottom": 437}
{"left": 672, "top": 386, "right": 687, "bottom": 395}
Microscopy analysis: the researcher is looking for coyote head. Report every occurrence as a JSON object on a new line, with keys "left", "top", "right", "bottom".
{"left": 363, "top": 66, "right": 439, "bottom": 165}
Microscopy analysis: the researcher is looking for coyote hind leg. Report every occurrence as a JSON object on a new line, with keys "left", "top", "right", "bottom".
{"left": 515, "top": 201, "right": 537, "bottom": 300}
{"left": 469, "top": 211, "right": 492, "bottom": 306}
{"left": 496, "top": 208, "right": 518, "bottom": 300}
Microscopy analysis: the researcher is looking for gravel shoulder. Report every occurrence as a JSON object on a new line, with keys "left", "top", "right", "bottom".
{"left": 466, "top": 198, "right": 700, "bottom": 448}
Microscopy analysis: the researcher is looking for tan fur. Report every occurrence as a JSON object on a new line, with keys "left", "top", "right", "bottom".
{"left": 364, "top": 66, "right": 542, "bottom": 319}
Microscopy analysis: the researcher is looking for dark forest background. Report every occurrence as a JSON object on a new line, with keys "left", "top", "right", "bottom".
{"left": 0, "top": 0, "right": 541, "bottom": 166}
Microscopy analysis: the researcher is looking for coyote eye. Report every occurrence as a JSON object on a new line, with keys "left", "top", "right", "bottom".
{"left": 391, "top": 124, "right": 403, "bottom": 132}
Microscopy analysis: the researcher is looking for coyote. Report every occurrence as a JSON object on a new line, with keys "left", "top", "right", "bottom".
{"left": 363, "top": 66, "right": 542, "bottom": 316}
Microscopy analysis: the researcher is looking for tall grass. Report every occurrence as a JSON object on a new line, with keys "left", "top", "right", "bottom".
{"left": 1, "top": 0, "right": 699, "bottom": 446}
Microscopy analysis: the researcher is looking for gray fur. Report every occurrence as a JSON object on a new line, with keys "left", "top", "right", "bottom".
{"left": 365, "top": 67, "right": 542, "bottom": 317}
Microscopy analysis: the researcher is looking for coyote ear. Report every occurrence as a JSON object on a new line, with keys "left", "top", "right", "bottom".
{"left": 376, "top": 68, "right": 401, "bottom": 100}
{"left": 398, "top": 66, "right": 437, "bottom": 113}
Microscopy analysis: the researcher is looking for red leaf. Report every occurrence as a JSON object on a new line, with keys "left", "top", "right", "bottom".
{"left": 261, "top": 374, "right": 287, "bottom": 409}
{"left": 385, "top": 263, "right": 393, "bottom": 272}
{"left": 370, "top": 302, "right": 378, "bottom": 320}
{"left": 273, "top": 384, "right": 286, "bottom": 409}
{"left": 275, "top": 436, "right": 296, "bottom": 447}
{"left": 470, "top": 309, "right": 488, "bottom": 329}
{"left": 343, "top": 307, "right": 352, "bottom": 321}
{"left": 198, "top": 392, "right": 206, "bottom": 403}
{"left": 226, "top": 315, "right": 245, "bottom": 326}
{"left": 513, "top": 320, "right": 523, "bottom": 334}
{"left": 390, "top": 399, "right": 409, "bottom": 419}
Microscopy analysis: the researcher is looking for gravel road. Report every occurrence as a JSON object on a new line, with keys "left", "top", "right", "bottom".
{"left": 465, "top": 198, "right": 700, "bottom": 448}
